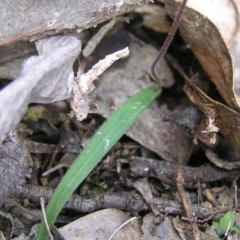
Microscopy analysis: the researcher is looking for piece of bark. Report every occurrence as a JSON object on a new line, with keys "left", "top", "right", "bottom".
{"left": 11, "top": 184, "right": 226, "bottom": 221}
{"left": 130, "top": 156, "right": 240, "bottom": 188}
{"left": 0, "top": 132, "right": 31, "bottom": 207}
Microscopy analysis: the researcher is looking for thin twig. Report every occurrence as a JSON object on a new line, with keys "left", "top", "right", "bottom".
{"left": 176, "top": 169, "right": 201, "bottom": 240}
{"left": 11, "top": 185, "right": 228, "bottom": 220}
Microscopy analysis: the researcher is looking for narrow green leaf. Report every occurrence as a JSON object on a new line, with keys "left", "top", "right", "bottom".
{"left": 36, "top": 86, "right": 161, "bottom": 239}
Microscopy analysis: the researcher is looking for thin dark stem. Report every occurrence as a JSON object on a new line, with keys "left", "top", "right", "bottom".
{"left": 151, "top": 0, "right": 187, "bottom": 88}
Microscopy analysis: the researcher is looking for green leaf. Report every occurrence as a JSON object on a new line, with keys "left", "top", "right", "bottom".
{"left": 232, "top": 226, "right": 240, "bottom": 234}
{"left": 213, "top": 211, "right": 237, "bottom": 237}
{"left": 36, "top": 86, "right": 161, "bottom": 240}
{"left": 219, "top": 211, "right": 236, "bottom": 233}
{"left": 212, "top": 221, "right": 220, "bottom": 232}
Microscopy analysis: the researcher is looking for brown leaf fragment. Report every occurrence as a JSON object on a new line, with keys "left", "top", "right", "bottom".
{"left": 184, "top": 82, "right": 240, "bottom": 149}
{"left": 166, "top": 54, "right": 240, "bottom": 149}
{"left": 163, "top": 1, "right": 240, "bottom": 148}
{"left": 0, "top": 132, "right": 31, "bottom": 207}
{"left": 194, "top": 120, "right": 219, "bottom": 148}
{"left": 195, "top": 103, "right": 219, "bottom": 145}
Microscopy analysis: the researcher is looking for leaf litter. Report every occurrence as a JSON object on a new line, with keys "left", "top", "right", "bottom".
{"left": 1, "top": 0, "right": 240, "bottom": 239}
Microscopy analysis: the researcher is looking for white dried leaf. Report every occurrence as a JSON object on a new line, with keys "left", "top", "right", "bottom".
{"left": 71, "top": 47, "right": 129, "bottom": 121}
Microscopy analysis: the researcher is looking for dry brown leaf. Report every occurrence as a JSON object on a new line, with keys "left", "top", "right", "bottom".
{"left": 166, "top": 0, "right": 239, "bottom": 111}
{"left": 176, "top": 0, "right": 238, "bottom": 45}
{"left": 184, "top": 76, "right": 240, "bottom": 149}
{"left": 165, "top": 0, "right": 240, "bottom": 148}
{"left": 229, "top": 1, "right": 240, "bottom": 105}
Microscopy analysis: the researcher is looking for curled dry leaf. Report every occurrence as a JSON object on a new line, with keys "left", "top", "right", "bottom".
{"left": 229, "top": 1, "right": 240, "bottom": 104}
{"left": 0, "top": 35, "right": 81, "bottom": 144}
{"left": 166, "top": 0, "right": 238, "bottom": 110}
{"left": 0, "top": 132, "right": 31, "bottom": 207}
{"left": 71, "top": 47, "right": 129, "bottom": 121}
{"left": 165, "top": 0, "right": 240, "bottom": 148}
{"left": 185, "top": 71, "right": 240, "bottom": 149}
